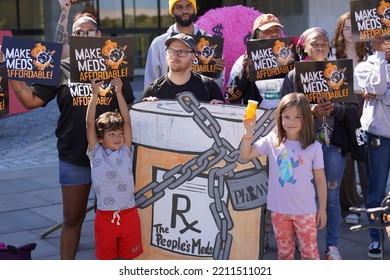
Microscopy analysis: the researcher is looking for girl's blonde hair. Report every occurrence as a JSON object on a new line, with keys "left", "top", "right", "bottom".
{"left": 274, "top": 93, "right": 315, "bottom": 149}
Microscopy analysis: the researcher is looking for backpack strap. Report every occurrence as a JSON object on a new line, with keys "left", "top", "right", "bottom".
{"left": 150, "top": 75, "right": 166, "bottom": 96}
{"left": 200, "top": 74, "right": 209, "bottom": 93}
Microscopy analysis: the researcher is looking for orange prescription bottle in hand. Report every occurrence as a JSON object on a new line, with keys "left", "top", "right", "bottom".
{"left": 245, "top": 100, "right": 258, "bottom": 119}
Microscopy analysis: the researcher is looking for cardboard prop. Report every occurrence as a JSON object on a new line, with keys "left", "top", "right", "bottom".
{"left": 130, "top": 92, "right": 276, "bottom": 260}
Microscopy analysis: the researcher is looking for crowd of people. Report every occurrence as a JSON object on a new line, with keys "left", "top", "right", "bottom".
{"left": 2, "top": 0, "right": 390, "bottom": 260}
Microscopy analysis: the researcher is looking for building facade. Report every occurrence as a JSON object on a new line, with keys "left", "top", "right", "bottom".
{"left": 0, "top": 0, "right": 351, "bottom": 69}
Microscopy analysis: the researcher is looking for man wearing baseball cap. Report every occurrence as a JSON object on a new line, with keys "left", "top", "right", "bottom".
{"left": 252, "top": 13, "right": 284, "bottom": 39}
{"left": 144, "top": 0, "right": 225, "bottom": 90}
{"left": 225, "top": 13, "right": 285, "bottom": 108}
{"left": 142, "top": 33, "right": 224, "bottom": 104}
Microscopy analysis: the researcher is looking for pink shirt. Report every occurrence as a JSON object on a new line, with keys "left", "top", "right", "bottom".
{"left": 254, "top": 133, "right": 324, "bottom": 215}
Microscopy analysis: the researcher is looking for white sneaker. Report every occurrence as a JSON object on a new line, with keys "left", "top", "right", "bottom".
{"left": 367, "top": 241, "right": 382, "bottom": 259}
{"left": 326, "top": 246, "right": 342, "bottom": 260}
{"left": 345, "top": 213, "right": 359, "bottom": 225}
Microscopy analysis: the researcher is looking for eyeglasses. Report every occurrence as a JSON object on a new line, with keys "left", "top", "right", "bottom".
{"left": 73, "top": 30, "right": 98, "bottom": 37}
{"left": 166, "top": 48, "right": 194, "bottom": 57}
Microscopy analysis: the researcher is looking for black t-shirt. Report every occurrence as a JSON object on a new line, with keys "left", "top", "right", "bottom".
{"left": 142, "top": 72, "right": 224, "bottom": 102}
{"left": 31, "top": 58, "right": 135, "bottom": 166}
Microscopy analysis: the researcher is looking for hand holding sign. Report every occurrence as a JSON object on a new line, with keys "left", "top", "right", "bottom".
{"left": 58, "top": 0, "right": 71, "bottom": 10}
{"left": 311, "top": 97, "right": 334, "bottom": 118}
{"left": 247, "top": 37, "right": 298, "bottom": 81}
{"left": 110, "top": 77, "right": 123, "bottom": 95}
{"left": 91, "top": 78, "right": 104, "bottom": 97}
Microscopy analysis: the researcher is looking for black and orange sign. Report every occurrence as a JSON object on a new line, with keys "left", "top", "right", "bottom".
{"left": 350, "top": 0, "right": 390, "bottom": 42}
{"left": 0, "top": 65, "right": 8, "bottom": 117}
{"left": 190, "top": 35, "right": 224, "bottom": 78}
{"left": 70, "top": 36, "right": 135, "bottom": 83}
{"left": 247, "top": 36, "right": 299, "bottom": 82}
{"left": 2, "top": 36, "right": 63, "bottom": 85}
{"left": 295, "top": 59, "right": 354, "bottom": 104}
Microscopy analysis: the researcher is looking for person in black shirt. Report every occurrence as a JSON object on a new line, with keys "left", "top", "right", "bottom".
{"left": 142, "top": 33, "right": 225, "bottom": 104}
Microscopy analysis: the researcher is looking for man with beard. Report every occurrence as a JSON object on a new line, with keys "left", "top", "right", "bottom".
{"left": 142, "top": 33, "right": 224, "bottom": 104}
{"left": 143, "top": 0, "right": 225, "bottom": 90}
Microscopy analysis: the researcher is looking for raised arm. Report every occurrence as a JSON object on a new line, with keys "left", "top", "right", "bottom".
{"left": 56, "top": 0, "right": 71, "bottom": 59}
{"left": 9, "top": 80, "right": 45, "bottom": 109}
{"left": 111, "top": 78, "right": 132, "bottom": 149}
{"left": 239, "top": 116, "right": 260, "bottom": 161}
{"left": 86, "top": 78, "right": 104, "bottom": 151}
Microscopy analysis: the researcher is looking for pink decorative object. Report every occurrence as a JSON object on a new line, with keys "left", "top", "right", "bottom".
{"left": 196, "top": 5, "right": 262, "bottom": 92}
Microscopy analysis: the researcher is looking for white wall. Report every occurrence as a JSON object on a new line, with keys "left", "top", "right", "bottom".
{"left": 274, "top": 0, "right": 351, "bottom": 42}
{"left": 308, "top": 0, "right": 351, "bottom": 41}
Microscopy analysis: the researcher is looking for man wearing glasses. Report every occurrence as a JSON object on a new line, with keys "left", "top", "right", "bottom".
{"left": 143, "top": 0, "right": 226, "bottom": 90}
{"left": 142, "top": 33, "right": 224, "bottom": 104}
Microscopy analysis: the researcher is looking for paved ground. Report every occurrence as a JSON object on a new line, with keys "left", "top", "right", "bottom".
{"left": 0, "top": 76, "right": 389, "bottom": 260}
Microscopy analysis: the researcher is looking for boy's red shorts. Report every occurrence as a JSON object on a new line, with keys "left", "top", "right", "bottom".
{"left": 95, "top": 207, "right": 143, "bottom": 260}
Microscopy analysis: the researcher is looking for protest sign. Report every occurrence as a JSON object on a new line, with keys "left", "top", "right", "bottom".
{"left": 70, "top": 36, "right": 135, "bottom": 83}
{"left": 0, "top": 65, "right": 8, "bottom": 117}
{"left": 189, "top": 35, "right": 224, "bottom": 78}
{"left": 247, "top": 37, "right": 298, "bottom": 81}
{"left": 295, "top": 59, "right": 354, "bottom": 104}
{"left": 350, "top": 0, "right": 390, "bottom": 41}
{"left": 2, "top": 36, "right": 62, "bottom": 85}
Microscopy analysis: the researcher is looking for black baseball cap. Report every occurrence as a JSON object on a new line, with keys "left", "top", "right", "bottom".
{"left": 165, "top": 33, "right": 197, "bottom": 53}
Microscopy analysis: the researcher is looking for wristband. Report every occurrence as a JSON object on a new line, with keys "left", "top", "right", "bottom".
{"left": 243, "top": 135, "right": 253, "bottom": 140}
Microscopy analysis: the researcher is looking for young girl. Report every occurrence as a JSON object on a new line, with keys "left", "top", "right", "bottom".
{"left": 332, "top": 12, "right": 369, "bottom": 226}
{"left": 240, "top": 92, "right": 327, "bottom": 260}
{"left": 281, "top": 27, "right": 350, "bottom": 260}
{"left": 86, "top": 78, "right": 142, "bottom": 260}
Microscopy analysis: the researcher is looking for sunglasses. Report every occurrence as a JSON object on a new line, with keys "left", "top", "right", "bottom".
{"left": 73, "top": 30, "right": 98, "bottom": 37}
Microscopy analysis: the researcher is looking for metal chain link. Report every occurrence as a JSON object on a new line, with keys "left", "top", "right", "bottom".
{"left": 135, "top": 92, "right": 275, "bottom": 259}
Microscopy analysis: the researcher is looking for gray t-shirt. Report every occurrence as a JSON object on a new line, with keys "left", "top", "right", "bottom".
{"left": 87, "top": 143, "right": 135, "bottom": 211}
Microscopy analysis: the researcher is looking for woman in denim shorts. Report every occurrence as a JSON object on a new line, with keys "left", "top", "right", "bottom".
{"left": 7, "top": 0, "right": 135, "bottom": 259}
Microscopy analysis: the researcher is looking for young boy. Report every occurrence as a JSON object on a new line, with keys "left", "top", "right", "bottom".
{"left": 86, "top": 77, "right": 143, "bottom": 260}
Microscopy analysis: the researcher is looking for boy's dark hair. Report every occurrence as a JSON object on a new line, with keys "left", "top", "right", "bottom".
{"left": 95, "top": 111, "right": 123, "bottom": 138}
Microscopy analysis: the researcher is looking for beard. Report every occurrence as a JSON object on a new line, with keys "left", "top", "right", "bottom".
{"left": 174, "top": 14, "right": 196, "bottom": 27}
